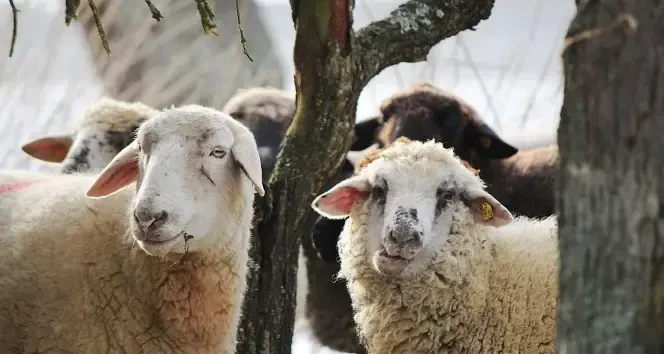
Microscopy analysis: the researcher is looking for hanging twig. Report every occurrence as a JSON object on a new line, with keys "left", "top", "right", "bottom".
{"left": 8, "top": 0, "right": 18, "bottom": 57}
{"left": 87, "top": 0, "right": 111, "bottom": 56}
{"left": 169, "top": 232, "right": 195, "bottom": 267}
{"left": 235, "top": 0, "right": 253, "bottom": 61}
{"left": 193, "top": 0, "right": 218, "bottom": 36}
{"left": 144, "top": 0, "right": 164, "bottom": 21}
{"left": 65, "top": 0, "right": 81, "bottom": 25}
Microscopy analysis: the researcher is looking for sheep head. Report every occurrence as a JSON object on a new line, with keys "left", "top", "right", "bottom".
{"left": 377, "top": 82, "right": 518, "bottom": 163}
{"left": 21, "top": 97, "right": 157, "bottom": 174}
{"left": 312, "top": 139, "right": 513, "bottom": 278}
{"left": 85, "top": 105, "right": 264, "bottom": 257}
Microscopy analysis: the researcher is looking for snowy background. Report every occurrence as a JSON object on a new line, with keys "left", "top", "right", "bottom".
{"left": 0, "top": 0, "right": 576, "bottom": 352}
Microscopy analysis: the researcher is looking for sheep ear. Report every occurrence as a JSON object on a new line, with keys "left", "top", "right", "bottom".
{"left": 464, "top": 121, "right": 518, "bottom": 159}
{"left": 351, "top": 116, "right": 382, "bottom": 150}
{"left": 346, "top": 143, "right": 379, "bottom": 167}
{"left": 232, "top": 129, "right": 265, "bottom": 197}
{"left": 463, "top": 188, "right": 513, "bottom": 227}
{"left": 21, "top": 135, "right": 73, "bottom": 163}
{"left": 86, "top": 141, "right": 139, "bottom": 199}
{"left": 312, "top": 176, "right": 371, "bottom": 219}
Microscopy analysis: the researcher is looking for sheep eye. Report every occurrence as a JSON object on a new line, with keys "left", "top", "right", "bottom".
{"left": 210, "top": 147, "right": 226, "bottom": 158}
{"left": 436, "top": 188, "right": 454, "bottom": 201}
{"left": 371, "top": 185, "right": 386, "bottom": 201}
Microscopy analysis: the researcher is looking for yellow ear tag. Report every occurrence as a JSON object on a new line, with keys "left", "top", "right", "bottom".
{"left": 480, "top": 201, "right": 493, "bottom": 220}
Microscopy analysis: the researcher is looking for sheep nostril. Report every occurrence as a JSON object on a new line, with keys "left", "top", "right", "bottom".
{"left": 387, "top": 230, "right": 397, "bottom": 243}
{"left": 149, "top": 210, "right": 168, "bottom": 230}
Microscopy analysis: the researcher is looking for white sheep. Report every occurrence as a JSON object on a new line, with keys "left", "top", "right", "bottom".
{"left": 311, "top": 139, "right": 558, "bottom": 354}
{"left": 222, "top": 86, "right": 296, "bottom": 182}
{"left": 21, "top": 97, "right": 158, "bottom": 173}
{"left": 0, "top": 104, "right": 264, "bottom": 353}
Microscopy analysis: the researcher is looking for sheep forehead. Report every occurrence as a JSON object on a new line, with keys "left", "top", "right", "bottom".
{"left": 75, "top": 97, "right": 156, "bottom": 132}
{"left": 360, "top": 140, "right": 485, "bottom": 191}
{"left": 138, "top": 105, "right": 237, "bottom": 150}
{"left": 222, "top": 87, "right": 295, "bottom": 118}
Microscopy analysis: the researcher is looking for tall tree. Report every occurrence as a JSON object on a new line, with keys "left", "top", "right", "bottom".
{"left": 236, "top": 1, "right": 494, "bottom": 353}
{"left": 557, "top": 1, "right": 664, "bottom": 353}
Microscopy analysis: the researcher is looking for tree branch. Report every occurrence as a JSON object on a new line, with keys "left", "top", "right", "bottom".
{"left": 8, "top": 0, "right": 18, "bottom": 57}
{"left": 355, "top": 0, "right": 494, "bottom": 79}
{"left": 87, "top": 0, "right": 111, "bottom": 56}
{"left": 144, "top": 0, "right": 163, "bottom": 21}
{"left": 194, "top": 0, "right": 218, "bottom": 36}
{"left": 235, "top": 0, "right": 253, "bottom": 61}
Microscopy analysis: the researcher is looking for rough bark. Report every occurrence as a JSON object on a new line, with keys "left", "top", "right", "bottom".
{"left": 236, "top": 0, "right": 494, "bottom": 353}
{"left": 556, "top": 1, "right": 664, "bottom": 353}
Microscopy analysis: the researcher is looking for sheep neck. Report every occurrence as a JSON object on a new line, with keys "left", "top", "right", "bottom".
{"left": 91, "top": 202, "right": 250, "bottom": 354}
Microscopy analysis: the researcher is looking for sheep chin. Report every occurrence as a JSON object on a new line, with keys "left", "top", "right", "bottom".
{"left": 136, "top": 234, "right": 181, "bottom": 257}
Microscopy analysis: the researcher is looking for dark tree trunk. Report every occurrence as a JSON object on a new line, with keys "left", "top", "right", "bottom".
{"left": 556, "top": 1, "right": 664, "bottom": 353}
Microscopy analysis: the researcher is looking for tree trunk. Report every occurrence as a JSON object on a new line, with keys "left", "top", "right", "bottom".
{"left": 557, "top": 1, "right": 664, "bottom": 353}
{"left": 235, "top": 1, "right": 495, "bottom": 353}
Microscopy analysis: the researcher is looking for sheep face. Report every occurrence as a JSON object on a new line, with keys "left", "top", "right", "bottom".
{"left": 64, "top": 123, "right": 143, "bottom": 173}
{"left": 85, "top": 105, "right": 265, "bottom": 257}
{"left": 21, "top": 98, "right": 154, "bottom": 174}
{"left": 312, "top": 140, "right": 514, "bottom": 278}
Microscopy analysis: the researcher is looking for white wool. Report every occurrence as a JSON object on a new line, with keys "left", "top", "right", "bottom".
{"left": 314, "top": 139, "right": 559, "bottom": 353}
{"left": 0, "top": 105, "right": 262, "bottom": 353}
{"left": 222, "top": 86, "right": 295, "bottom": 123}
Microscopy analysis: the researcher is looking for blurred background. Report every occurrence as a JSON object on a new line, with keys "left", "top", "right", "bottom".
{"left": 0, "top": 0, "right": 575, "bottom": 173}
{"left": 0, "top": 0, "right": 576, "bottom": 352}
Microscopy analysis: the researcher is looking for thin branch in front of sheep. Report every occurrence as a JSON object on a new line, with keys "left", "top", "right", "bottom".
{"left": 169, "top": 232, "right": 195, "bottom": 267}
{"left": 144, "top": 0, "right": 164, "bottom": 21}
{"left": 65, "top": 0, "right": 81, "bottom": 25}
{"left": 8, "top": 0, "right": 18, "bottom": 57}
{"left": 87, "top": 0, "right": 111, "bottom": 56}
{"left": 235, "top": 0, "right": 253, "bottom": 62}
{"left": 194, "top": 0, "right": 218, "bottom": 36}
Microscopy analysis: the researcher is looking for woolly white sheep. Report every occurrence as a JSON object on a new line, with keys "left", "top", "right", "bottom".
{"left": 0, "top": 104, "right": 264, "bottom": 353}
{"left": 311, "top": 139, "right": 558, "bottom": 354}
{"left": 21, "top": 97, "right": 158, "bottom": 173}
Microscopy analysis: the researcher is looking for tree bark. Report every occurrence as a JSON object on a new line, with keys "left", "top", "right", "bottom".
{"left": 236, "top": 0, "right": 494, "bottom": 353}
{"left": 557, "top": 1, "right": 664, "bottom": 353}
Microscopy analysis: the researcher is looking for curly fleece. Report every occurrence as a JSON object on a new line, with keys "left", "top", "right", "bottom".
{"left": 336, "top": 142, "right": 559, "bottom": 354}
{"left": 0, "top": 173, "right": 251, "bottom": 353}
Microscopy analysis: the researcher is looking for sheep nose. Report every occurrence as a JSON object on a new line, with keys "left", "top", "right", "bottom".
{"left": 387, "top": 225, "right": 421, "bottom": 244}
{"left": 134, "top": 209, "right": 168, "bottom": 232}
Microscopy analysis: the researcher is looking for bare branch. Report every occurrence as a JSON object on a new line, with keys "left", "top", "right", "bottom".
{"left": 193, "top": 0, "right": 218, "bottom": 36}
{"left": 87, "top": 0, "right": 111, "bottom": 56}
{"left": 65, "top": 0, "right": 81, "bottom": 25}
{"left": 355, "top": 0, "right": 494, "bottom": 79}
{"left": 235, "top": 0, "right": 253, "bottom": 61}
{"left": 8, "top": 0, "right": 18, "bottom": 57}
{"left": 144, "top": 0, "right": 164, "bottom": 21}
